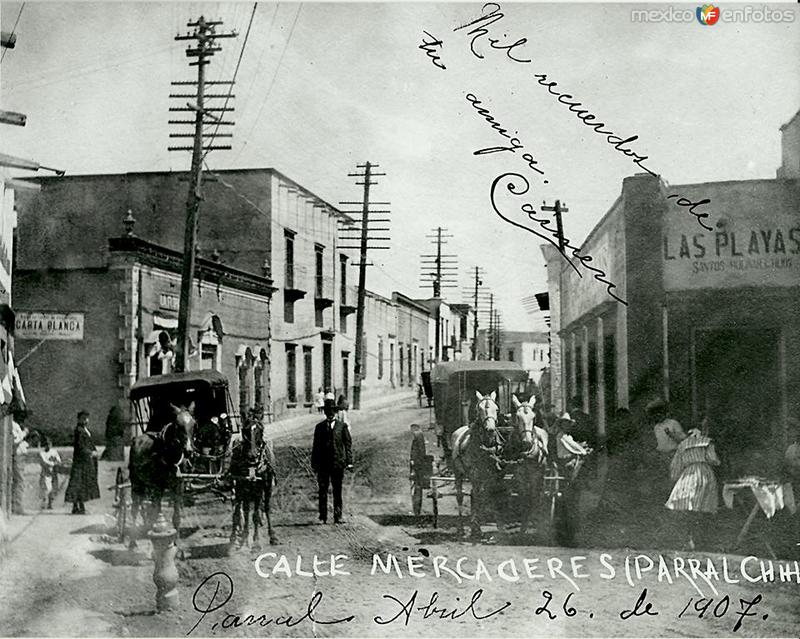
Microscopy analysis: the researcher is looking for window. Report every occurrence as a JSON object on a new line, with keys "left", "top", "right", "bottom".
{"left": 284, "top": 296, "right": 295, "bottom": 323}
{"left": 200, "top": 344, "right": 217, "bottom": 370}
{"left": 389, "top": 343, "right": 395, "bottom": 383}
{"left": 339, "top": 254, "right": 348, "bottom": 303}
{"left": 399, "top": 343, "right": 405, "bottom": 385}
{"left": 253, "top": 359, "right": 263, "bottom": 407}
{"left": 361, "top": 332, "right": 367, "bottom": 378}
{"left": 315, "top": 306, "right": 324, "bottom": 328}
{"left": 238, "top": 351, "right": 251, "bottom": 417}
{"left": 508, "top": 349, "right": 514, "bottom": 361}
{"left": 284, "top": 229, "right": 296, "bottom": 289}
{"left": 149, "top": 331, "right": 174, "bottom": 376}
{"left": 413, "top": 344, "right": 418, "bottom": 380}
{"left": 407, "top": 344, "right": 412, "bottom": 386}
{"left": 341, "top": 351, "right": 350, "bottom": 399}
{"left": 322, "top": 342, "right": 332, "bottom": 391}
{"left": 286, "top": 344, "right": 297, "bottom": 404}
{"left": 315, "top": 244, "right": 324, "bottom": 297}
{"left": 303, "top": 346, "right": 313, "bottom": 405}
{"left": 378, "top": 339, "right": 384, "bottom": 379}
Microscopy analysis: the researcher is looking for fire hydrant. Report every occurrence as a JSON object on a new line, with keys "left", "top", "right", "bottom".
{"left": 148, "top": 512, "right": 180, "bottom": 612}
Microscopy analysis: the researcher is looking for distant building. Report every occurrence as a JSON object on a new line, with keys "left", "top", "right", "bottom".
{"left": 358, "top": 291, "right": 430, "bottom": 397}
{"left": 475, "top": 329, "right": 549, "bottom": 382}
{"left": 414, "top": 298, "right": 474, "bottom": 364}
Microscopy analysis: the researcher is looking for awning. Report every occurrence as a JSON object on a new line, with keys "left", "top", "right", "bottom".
{"left": 153, "top": 312, "right": 178, "bottom": 330}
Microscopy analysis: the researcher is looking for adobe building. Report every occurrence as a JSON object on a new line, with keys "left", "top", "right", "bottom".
{"left": 543, "top": 109, "right": 800, "bottom": 468}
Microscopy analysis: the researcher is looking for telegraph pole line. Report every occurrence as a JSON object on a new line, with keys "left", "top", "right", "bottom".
{"left": 541, "top": 199, "right": 569, "bottom": 252}
{"left": 171, "top": 15, "right": 237, "bottom": 372}
{"left": 344, "top": 161, "right": 387, "bottom": 410}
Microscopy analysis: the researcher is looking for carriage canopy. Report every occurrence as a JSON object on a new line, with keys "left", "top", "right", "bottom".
{"left": 129, "top": 370, "right": 240, "bottom": 436}
{"left": 431, "top": 361, "right": 530, "bottom": 438}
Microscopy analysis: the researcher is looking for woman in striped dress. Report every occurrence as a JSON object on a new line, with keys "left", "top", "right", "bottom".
{"left": 665, "top": 427, "right": 720, "bottom": 549}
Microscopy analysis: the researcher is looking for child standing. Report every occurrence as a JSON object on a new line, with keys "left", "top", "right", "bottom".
{"left": 39, "top": 437, "right": 62, "bottom": 510}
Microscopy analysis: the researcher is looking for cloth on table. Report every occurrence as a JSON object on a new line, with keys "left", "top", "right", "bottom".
{"left": 722, "top": 477, "right": 797, "bottom": 519}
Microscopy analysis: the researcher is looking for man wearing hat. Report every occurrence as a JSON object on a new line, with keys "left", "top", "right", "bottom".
{"left": 311, "top": 398, "right": 353, "bottom": 524}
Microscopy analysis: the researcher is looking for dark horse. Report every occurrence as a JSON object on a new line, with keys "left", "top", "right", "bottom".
{"left": 128, "top": 402, "right": 196, "bottom": 548}
{"left": 229, "top": 417, "right": 278, "bottom": 549}
{"left": 451, "top": 391, "right": 506, "bottom": 540}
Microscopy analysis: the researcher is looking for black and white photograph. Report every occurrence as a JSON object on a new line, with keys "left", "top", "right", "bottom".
{"left": 0, "top": 1, "right": 799, "bottom": 636}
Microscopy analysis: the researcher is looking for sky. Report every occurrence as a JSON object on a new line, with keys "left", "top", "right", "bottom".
{"left": 2, "top": 1, "right": 799, "bottom": 330}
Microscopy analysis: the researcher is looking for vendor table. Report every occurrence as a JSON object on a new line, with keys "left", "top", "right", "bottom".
{"left": 722, "top": 477, "right": 796, "bottom": 556}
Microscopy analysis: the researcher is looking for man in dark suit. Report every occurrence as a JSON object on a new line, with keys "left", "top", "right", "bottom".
{"left": 311, "top": 398, "right": 353, "bottom": 524}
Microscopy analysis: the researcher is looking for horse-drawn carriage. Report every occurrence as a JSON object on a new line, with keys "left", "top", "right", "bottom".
{"left": 116, "top": 370, "right": 277, "bottom": 550}
{"left": 427, "top": 360, "right": 592, "bottom": 543}
{"left": 129, "top": 370, "right": 242, "bottom": 476}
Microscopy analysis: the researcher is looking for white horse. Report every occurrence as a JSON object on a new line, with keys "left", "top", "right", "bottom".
{"left": 509, "top": 395, "right": 549, "bottom": 535}
{"left": 451, "top": 391, "right": 505, "bottom": 539}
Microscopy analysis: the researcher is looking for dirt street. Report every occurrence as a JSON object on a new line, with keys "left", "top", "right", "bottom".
{"left": 1, "top": 396, "right": 798, "bottom": 637}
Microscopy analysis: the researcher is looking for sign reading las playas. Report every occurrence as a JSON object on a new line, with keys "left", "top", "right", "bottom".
{"left": 15, "top": 312, "right": 84, "bottom": 340}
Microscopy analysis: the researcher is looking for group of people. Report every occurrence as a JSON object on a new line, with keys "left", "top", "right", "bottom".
{"left": 11, "top": 410, "right": 101, "bottom": 516}
{"left": 313, "top": 388, "right": 349, "bottom": 420}
{"left": 648, "top": 400, "right": 800, "bottom": 551}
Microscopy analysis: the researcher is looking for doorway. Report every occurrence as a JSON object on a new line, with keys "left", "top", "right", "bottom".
{"left": 694, "top": 328, "right": 781, "bottom": 475}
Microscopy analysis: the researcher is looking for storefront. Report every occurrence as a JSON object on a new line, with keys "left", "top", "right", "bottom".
{"left": 546, "top": 152, "right": 800, "bottom": 464}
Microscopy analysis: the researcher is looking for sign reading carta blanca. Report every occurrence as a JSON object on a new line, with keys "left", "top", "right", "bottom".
{"left": 15, "top": 312, "right": 84, "bottom": 340}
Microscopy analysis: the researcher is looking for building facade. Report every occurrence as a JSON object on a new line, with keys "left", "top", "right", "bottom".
{"left": 266, "top": 170, "right": 358, "bottom": 417}
{"left": 357, "top": 291, "right": 430, "bottom": 397}
{"left": 13, "top": 229, "right": 274, "bottom": 442}
{"left": 416, "top": 298, "right": 475, "bottom": 364}
{"left": 481, "top": 330, "right": 550, "bottom": 382}
{"left": 544, "top": 109, "right": 800, "bottom": 463}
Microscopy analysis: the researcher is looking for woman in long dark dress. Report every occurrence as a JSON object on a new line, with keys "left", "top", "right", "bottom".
{"left": 65, "top": 410, "right": 100, "bottom": 514}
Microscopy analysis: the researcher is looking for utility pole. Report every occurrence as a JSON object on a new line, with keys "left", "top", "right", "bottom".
{"left": 471, "top": 266, "right": 482, "bottom": 360}
{"left": 420, "top": 227, "right": 456, "bottom": 363}
{"left": 494, "top": 309, "right": 502, "bottom": 360}
{"left": 169, "top": 16, "right": 237, "bottom": 372}
{"left": 541, "top": 199, "right": 569, "bottom": 252}
{"left": 338, "top": 162, "right": 388, "bottom": 410}
{"left": 487, "top": 293, "right": 494, "bottom": 360}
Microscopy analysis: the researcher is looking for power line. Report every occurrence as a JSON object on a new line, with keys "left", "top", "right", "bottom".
{"left": 202, "top": 2, "right": 259, "bottom": 161}
{"left": 233, "top": 2, "right": 302, "bottom": 162}
{"left": 0, "top": 3, "right": 25, "bottom": 63}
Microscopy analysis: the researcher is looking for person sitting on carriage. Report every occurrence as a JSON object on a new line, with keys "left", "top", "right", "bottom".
{"left": 553, "top": 412, "right": 592, "bottom": 473}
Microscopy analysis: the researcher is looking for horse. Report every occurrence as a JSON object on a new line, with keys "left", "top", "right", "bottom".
{"left": 229, "top": 418, "right": 278, "bottom": 549}
{"left": 128, "top": 401, "right": 196, "bottom": 549}
{"left": 451, "top": 390, "right": 506, "bottom": 540}
{"left": 507, "top": 394, "right": 549, "bottom": 536}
